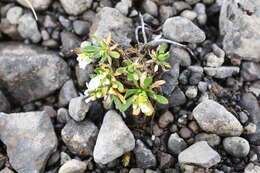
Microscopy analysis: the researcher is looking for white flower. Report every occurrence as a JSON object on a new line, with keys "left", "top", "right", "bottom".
{"left": 87, "top": 74, "right": 107, "bottom": 92}
{"left": 77, "top": 56, "right": 89, "bottom": 69}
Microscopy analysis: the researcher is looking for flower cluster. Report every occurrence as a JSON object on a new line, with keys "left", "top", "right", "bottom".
{"left": 76, "top": 35, "right": 171, "bottom": 116}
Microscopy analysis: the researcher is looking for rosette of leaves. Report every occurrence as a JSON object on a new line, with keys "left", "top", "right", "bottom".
{"left": 76, "top": 35, "right": 120, "bottom": 66}
{"left": 149, "top": 44, "right": 171, "bottom": 71}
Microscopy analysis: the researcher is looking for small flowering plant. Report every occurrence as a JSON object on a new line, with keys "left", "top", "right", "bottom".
{"left": 76, "top": 36, "right": 170, "bottom": 116}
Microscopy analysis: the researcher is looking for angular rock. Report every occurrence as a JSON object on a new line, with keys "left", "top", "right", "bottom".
{"left": 241, "top": 62, "right": 260, "bottom": 81}
{"left": 73, "top": 20, "right": 90, "bottom": 36}
{"left": 68, "top": 97, "right": 91, "bottom": 122}
{"left": 58, "top": 80, "right": 78, "bottom": 106}
{"left": 168, "top": 133, "right": 187, "bottom": 155}
{"left": 60, "top": 0, "right": 93, "bottom": 15}
{"left": 133, "top": 139, "right": 157, "bottom": 169}
{"left": 89, "top": 7, "right": 133, "bottom": 47}
{"left": 16, "top": 0, "right": 52, "bottom": 10}
{"left": 75, "top": 64, "right": 93, "bottom": 87}
{"left": 220, "top": 0, "right": 260, "bottom": 62}
{"left": 193, "top": 100, "right": 243, "bottom": 136}
{"left": 244, "top": 164, "right": 260, "bottom": 173}
{"left": 93, "top": 110, "right": 135, "bottom": 164}
{"left": 60, "top": 31, "right": 81, "bottom": 57}
{"left": 163, "top": 16, "right": 206, "bottom": 43}
{"left": 158, "top": 151, "right": 175, "bottom": 169}
{"left": 204, "top": 66, "right": 239, "bottom": 79}
{"left": 223, "top": 137, "right": 250, "bottom": 158}
{"left": 0, "top": 42, "right": 69, "bottom": 105}
{"left": 0, "top": 91, "right": 10, "bottom": 113}
{"left": 158, "top": 111, "right": 174, "bottom": 128}
{"left": 18, "top": 13, "right": 41, "bottom": 43}
{"left": 0, "top": 111, "right": 57, "bottom": 173}
{"left": 195, "top": 133, "right": 221, "bottom": 147}
{"left": 6, "top": 6, "right": 23, "bottom": 25}
{"left": 58, "top": 159, "right": 86, "bottom": 173}
{"left": 178, "top": 141, "right": 221, "bottom": 168}
{"left": 62, "top": 120, "right": 98, "bottom": 156}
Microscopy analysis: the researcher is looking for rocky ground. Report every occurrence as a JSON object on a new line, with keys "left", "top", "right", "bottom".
{"left": 0, "top": 0, "right": 259, "bottom": 173}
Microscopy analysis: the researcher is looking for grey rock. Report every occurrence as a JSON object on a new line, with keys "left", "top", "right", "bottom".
{"left": 60, "top": 152, "right": 71, "bottom": 165}
{"left": 0, "top": 91, "right": 10, "bottom": 112}
{"left": 240, "top": 93, "right": 260, "bottom": 145}
{"left": 134, "top": 139, "right": 157, "bottom": 169}
{"left": 47, "top": 151, "right": 60, "bottom": 167}
{"left": 159, "top": 5, "right": 175, "bottom": 22}
{"left": 42, "top": 39, "right": 59, "bottom": 49}
{"left": 58, "top": 16, "right": 72, "bottom": 30}
{"left": 18, "top": 13, "right": 41, "bottom": 43}
{"left": 204, "top": 67, "right": 239, "bottom": 79}
{"left": 185, "top": 0, "right": 200, "bottom": 5}
{"left": 62, "top": 120, "right": 98, "bottom": 156}
{"left": 173, "top": 1, "right": 192, "bottom": 12}
{"left": 180, "top": 10, "right": 197, "bottom": 21}
{"left": 68, "top": 96, "right": 91, "bottom": 122}
{"left": 41, "top": 29, "right": 50, "bottom": 41}
{"left": 57, "top": 108, "right": 71, "bottom": 124}
{"left": 195, "top": 133, "right": 221, "bottom": 147}
{"left": 185, "top": 86, "right": 198, "bottom": 99}
{"left": 194, "top": 3, "right": 207, "bottom": 25}
{"left": 43, "top": 15, "right": 57, "bottom": 28}
{"left": 93, "top": 110, "right": 135, "bottom": 164}
{"left": 82, "top": 10, "right": 96, "bottom": 23}
{"left": 58, "top": 80, "right": 78, "bottom": 106}
{"left": 142, "top": 0, "right": 158, "bottom": 17}
{"left": 129, "top": 168, "right": 144, "bottom": 173}
{"left": 244, "top": 123, "right": 257, "bottom": 135}
{"left": 241, "top": 62, "right": 260, "bottom": 81}
{"left": 188, "top": 66, "right": 203, "bottom": 85}
{"left": 178, "top": 141, "right": 221, "bottom": 168}
{"left": 158, "top": 151, "right": 174, "bottom": 169}
{"left": 249, "top": 81, "right": 260, "bottom": 97}
{"left": 60, "top": 31, "right": 81, "bottom": 57}
{"left": 60, "top": 0, "right": 93, "bottom": 15}
{"left": 244, "top": 164, "right": 260, "bottom": 173}
{"left": 75, "top": 64, "right": 94, "bottom": 87}
{"left": 161, "top": 56, "right": 180, "bottom": 96}
{"left": 158, "top": 111, "right": 174, "bottom": 128}
{"left": 145, "top": 170, "right": 157, "bottom": 173}
{"left": 0, "top": 168, "right": 14, "bottom": 173}
{"left": 0, "top": 18, "right": 21, "bottom": 40}
{"left": 168, "top": 133, "right": 187, "bottom": 155}
{"left": 73, "top": 20, "right": 90, "bottom": 36}
{"left": 223, "top": 137, "right": 250, "bottom": 157}
{"left": 239, "top": 111, "right": 249, "bottom": 124}
{"left": 16, "top": 0, "right": 52, "bottom": 10}
{"left": 170, "top": 87, "right": 187, "bottom": 107}
{"left": 193, "top": 100, "right": 243, "bottom": 136}
{"left": 0, "top": 42, "right": 70, "bottom": 105}
{"left": 0, "top": 111, "right": 57, "bottom": 173}
{"left": 89, "top": 7, "right": 133, "bottom": 47}
{"left": 6, "top": 6, "right": 23, "bottom": 24}
{"left": 163, "top": 16, "right": 206, "bottom": 43}
{"left": 170, "top": 47, "right": 191, "bottom": 67}
{"left": 205, "top": 44, "right": 225, "bottom": 67}
{"left": 198, "top": 81, "right": 208, "bottom": 93}
{"left": 115, "top": 0, "right": 132, "bottom": 16}
{"left": 58, "top": 159, "right": 86, "bottom": 173}
{"left": 220, "top": 0, "right": 260, "bottom": 62}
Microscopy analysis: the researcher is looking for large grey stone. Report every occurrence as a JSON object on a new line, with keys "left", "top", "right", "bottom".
{"left": 61, "top": 120, "right": 98, "bottom": 156}
{"left": 89, "top": 7, "right": 133, "bottom": 47}
{"left": 163, "top": 16, "right": 206, "bottom": 43}
{"left": 220, "top": 0, "right": 260, "bottom": 62}
{"left": 178, "top": 141, "right": 221, "bottom": 168}
{"left": 18, "top": 13, "right": 41, "bottom": 43}
{"left": 0, "top": 111, "right": 57, "bottom": 173}
{"left": 93, "top": 110, "right": 135, "bottom": 164}
{"left": 60, "top": 0, "right": 93, "bottom": 15}
{"left": 223, "top": 137, "right": 250, "bottom": 158}
{"left": 193, "top": 100, "right": 243, "bottom": 136}
{"left": 0, "top": 42, "right": 70, "bottom": 105}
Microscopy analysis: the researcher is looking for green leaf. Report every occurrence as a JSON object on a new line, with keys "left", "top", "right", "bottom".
{"left": 111, "top": 95, "right": 132, "bottom": 112}
{"left": 158, "top": 44, "right": 168, "bottom": 54}
{"left": 116, "top": 67, "right": 127, "bottom": 74}
{"left": 127, "top": 73, "right": 134, "bottom": 81}
{"left": 83, "top": 46, "right": 99, "bottom": 53}
{"left": 109, "top": 51, "right": 120, "bottom": 58}
{"left": 92, "top": 36, "right": 106, "bottom": 47}
{"left": 115, "top": 81, "right": 124, "bottom": 92}
{"left": 125, "top": 89, "right": 139, "bottom": 98}
{"left": 143, "top": 77, "right": 153, "bottom": 89}
{"left": 153, "top": 94, "right": 168, "bottom": 104}
{"left": 157, "top": 53, "right": 170, "bottom": 62}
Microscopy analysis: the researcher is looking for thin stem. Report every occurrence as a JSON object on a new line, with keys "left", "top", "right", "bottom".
{"left": 24, "top": 0, "right": 38, "bottom": 21}
{"left": 139, "top": 13, "right": 147, "bottom": 44}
